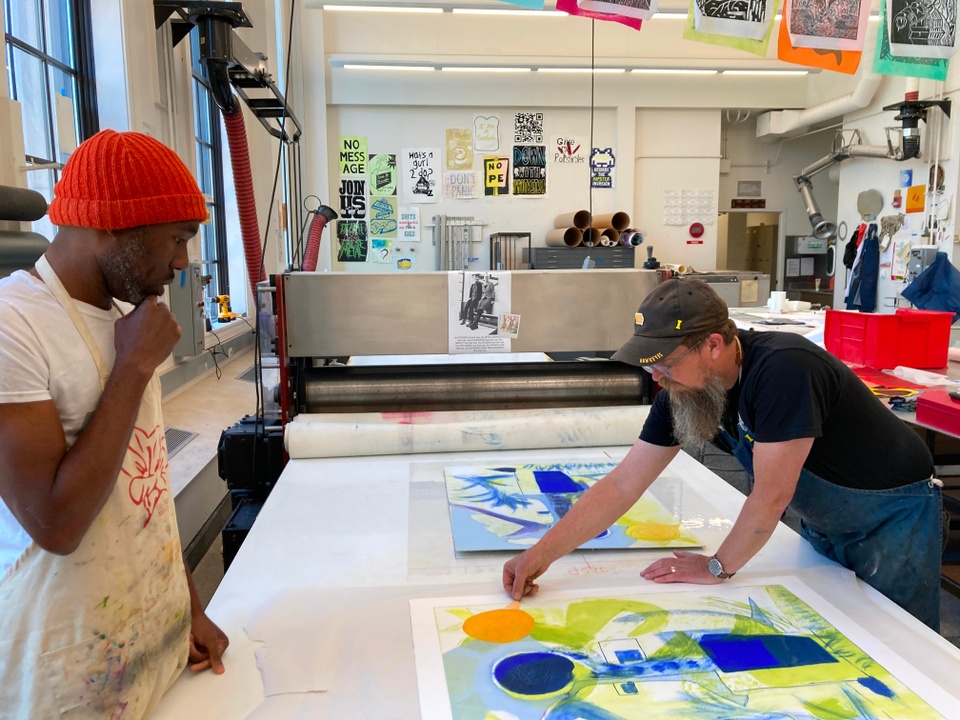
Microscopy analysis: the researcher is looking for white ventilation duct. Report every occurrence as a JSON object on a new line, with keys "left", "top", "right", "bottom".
{"left": 756, "top": 73, "right": 883, "bottom": 140}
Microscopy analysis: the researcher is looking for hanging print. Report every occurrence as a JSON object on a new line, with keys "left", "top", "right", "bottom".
{"left": 683, "top": 0, "right": 776, "bottom": 55}
{"left": 577, "top": 0, "right": 659, "bottom": 21}
{"left": 401, "top": 148, "right": 441, "bottom": 205}
{"left": 556, "top": 0, "right": 644, "bottom": 29}
{"left": 777, "top": 11, "right": 862, "bottom": 73}
{"left": 693, "top": 0, "right": 776, "bottom": 42}
{"left": 786, "top": 0, "right": 872, "bottom": 51}
{"left": 888, "top": 0, "right": 959, "bottom": 59}
{"left": 874, "top": 0, "right": 950, "bottom": 79}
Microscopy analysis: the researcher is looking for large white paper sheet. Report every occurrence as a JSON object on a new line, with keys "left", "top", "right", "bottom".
{"left": 411, "top": 578, "right": 957, "bottom": 720}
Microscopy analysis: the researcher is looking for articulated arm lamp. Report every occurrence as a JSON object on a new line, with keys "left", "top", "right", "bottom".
{"left": 794, "top": 98, "right": 950, "bottom": 240}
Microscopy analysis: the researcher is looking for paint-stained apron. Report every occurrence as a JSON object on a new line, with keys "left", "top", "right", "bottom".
{"left": 721, "top": 416, "right": 942, "bottom": 631}
{"left": 0, "top": 256, "right": 191, "bottom": 719}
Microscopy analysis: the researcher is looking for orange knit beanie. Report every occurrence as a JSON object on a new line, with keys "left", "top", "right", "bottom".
{"left": 48, "top": 129, "right": 208, "bottom": 231}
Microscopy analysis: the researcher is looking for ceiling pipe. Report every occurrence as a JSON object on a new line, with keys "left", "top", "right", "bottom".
{"left": 757, "top": 73, "right": 883, "bottom": 140}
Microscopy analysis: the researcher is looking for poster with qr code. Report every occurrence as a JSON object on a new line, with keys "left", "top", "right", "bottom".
{"left": 514, "top": 112, "right": 545, "bottom": 144}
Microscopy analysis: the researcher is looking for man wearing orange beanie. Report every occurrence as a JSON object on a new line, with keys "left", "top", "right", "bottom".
{"left": 0, "top": 130, "right": 228, "bottom": 718}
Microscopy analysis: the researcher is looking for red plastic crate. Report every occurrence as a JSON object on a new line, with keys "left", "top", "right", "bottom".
{"left": 824, "top": 308, "right": 953, "bottom": 369}
{"left": 916, "top": 390, "right": 960, "bottom": 436}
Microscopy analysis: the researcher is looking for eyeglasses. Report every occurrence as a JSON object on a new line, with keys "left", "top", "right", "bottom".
{"left": 642, "top": 339, "right": 705, "bottom": 378}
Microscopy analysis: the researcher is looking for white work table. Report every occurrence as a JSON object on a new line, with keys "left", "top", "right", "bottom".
{"left": 153, "top": 441, "right": 960, "bottom": 719}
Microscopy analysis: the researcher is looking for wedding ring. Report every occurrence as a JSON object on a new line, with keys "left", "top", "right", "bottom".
{"left": 670, "top": 566, "right": 676, "bottom": 573}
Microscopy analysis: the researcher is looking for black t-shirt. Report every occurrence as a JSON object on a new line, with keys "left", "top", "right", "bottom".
{"left": 639, "top": 330, "right": 934, "bottom": 490}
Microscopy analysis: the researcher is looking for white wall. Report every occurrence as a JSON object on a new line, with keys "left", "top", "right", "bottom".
{"left": 720, "top": 116, "right": 839, "bottom": 237}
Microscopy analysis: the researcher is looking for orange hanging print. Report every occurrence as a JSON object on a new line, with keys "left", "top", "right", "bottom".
{"left": 777, "top": 17, "right": 861, "bottom": 74}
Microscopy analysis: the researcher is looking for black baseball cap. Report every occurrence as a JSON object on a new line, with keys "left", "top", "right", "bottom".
{"left": 612, "top": 278, "right": 728, "bottom": 366}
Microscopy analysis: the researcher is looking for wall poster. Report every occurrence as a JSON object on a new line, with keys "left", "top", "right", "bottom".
{"left": 483, "top": 156, "right": 510, "bottom": 196}
{"left": 398, "top": 206, "right": 421, "bottom": 242}
{"left": 513, "top": 112, "right": 545, "bottom": 144}
{"left": 336, "top": 220, "right": 367, "bottom": 263}
{"left": 443, "top": 172, "right": 481, "bottom": 199}
{"left": 512, "top": 145, "right": 547, "bottom": 197}
{"left": 369, "top": 196, "right": 398, "bottom": 238}
{"left": 401, "top": 148, "right": 441, "bottom": 204}
{"left": 590, "top": 147, "right": 616, "bottom": 189}
{"left": 473, "top": 115, "right": 501, "bottom": 152}
{"left": 368, "top": 153, "right": 398, "bottom": 196}
{"left": 446, "top": 128, "right": 474, "bottom": 170}
{"left": 338, "top": 136, "right": 367, "bottom": 175}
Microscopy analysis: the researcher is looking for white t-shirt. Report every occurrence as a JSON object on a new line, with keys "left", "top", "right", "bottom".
{"left": 0, "top": 270, "right": 125, "bottom": 575}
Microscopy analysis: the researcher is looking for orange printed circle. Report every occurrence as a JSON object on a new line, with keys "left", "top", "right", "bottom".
{"left": 463, "top": 608, "right": 535, "bottom": 644}
{"left": 625, "top": 522, "right": 682, "bottom": 542}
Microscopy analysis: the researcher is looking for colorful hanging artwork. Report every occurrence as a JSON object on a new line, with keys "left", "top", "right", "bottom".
{"left": 874, "top": 0, "right": 951, "bottom": 79}
{"left": 577, "top": 0, "right": 658, "bottom": 20}
{"left": 556, "top": 0, "right": 644, "bottom": 30}
{"left": 412, "top": 581, "right": 953, "bottom": 720}
{"left": 682, "top": 0, "right": 776, "bottom": 55}
{"left": 777, "top": 13, "right": 862, "bottom": 73}
{"left": 887, "top": 0, "right": 959, "bottom": 60}
{"left": 693, "top": 0, "right": 777, "bottom": 42}
{"left": 443, "top": 462, "right": 701, "bottom": 552}
{"left": 786, "top": 0, "right": 872, "bottom": 51}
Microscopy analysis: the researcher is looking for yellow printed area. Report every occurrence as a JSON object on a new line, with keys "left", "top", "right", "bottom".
{"left": 463, "top": 608, "right": 535, "bottom": 644}
{"left": 625, "top": 522, "right": 682, "bottom": 542}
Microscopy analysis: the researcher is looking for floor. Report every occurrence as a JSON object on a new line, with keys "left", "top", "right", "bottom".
{"left": 188, "top": 446, "right": 960, "bottom": 650}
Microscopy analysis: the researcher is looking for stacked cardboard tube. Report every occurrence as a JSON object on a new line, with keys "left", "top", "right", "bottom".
{"left": 548, "top": 210, "right": 639, "bottom": 249}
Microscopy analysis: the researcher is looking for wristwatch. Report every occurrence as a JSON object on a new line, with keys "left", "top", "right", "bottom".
{"left": 707, "top": 555, "right": 735, "bottom": 579}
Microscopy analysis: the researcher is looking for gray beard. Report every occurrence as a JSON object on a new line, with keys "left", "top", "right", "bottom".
{"left": 666, "top": 372, "right": 729, "bottom": 449}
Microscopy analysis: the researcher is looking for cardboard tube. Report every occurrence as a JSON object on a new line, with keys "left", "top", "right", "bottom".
{"left": 599, "top": 228, "right": 619, "bottom": 246}
{"left": 554, "top": 210, "right": 591, "bottom": 230}
{"left": 620, "top": 229, "right": 644, "bottom": 247}
{"left": 581, "top": 228, "right": 602, "bottom": 248}
{"left": 545, "top": 227, "right": 583, "bottom": 247}
{"left": 592, "top": 212, "right": 630, "bottom": 232}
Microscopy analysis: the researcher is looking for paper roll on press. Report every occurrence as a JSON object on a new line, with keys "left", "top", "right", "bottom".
{"left": 545, "top": 227, "right": 583, "bottom": 247}
{"left": 554, "top": 210, "right": 591, "bottom": 230}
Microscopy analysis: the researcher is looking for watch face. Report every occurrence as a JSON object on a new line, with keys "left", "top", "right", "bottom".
{"left": 708, "top": 557, "right": 723, "bottom": 577}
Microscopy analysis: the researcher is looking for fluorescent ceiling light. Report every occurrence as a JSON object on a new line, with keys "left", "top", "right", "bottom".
{"left": 539, "top": 67, "right": 625, "bottom": 73}
{"left": 452, "top": 8, "right": 567, "bottom": 15}
{"left": 724, "top": 69, "right": 808, "bottom": 75}
{"left": 441, "top": 66, "right": 532, "bottom": 72}
{"left": 631, "top": 68, "right": 717, "bottom": 74}
{"left": 343, "top": 64, "right": 435, "bottom": 71}
{"left": 323, "top": 5, "right": 443, "bottom": 13}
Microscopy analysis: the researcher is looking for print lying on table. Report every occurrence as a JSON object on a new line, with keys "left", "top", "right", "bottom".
{"left": 443, "top": 462, "right": 701, "bottom": 551}
{"left": 411, "top": 582, "right": 949, "bottom": 720}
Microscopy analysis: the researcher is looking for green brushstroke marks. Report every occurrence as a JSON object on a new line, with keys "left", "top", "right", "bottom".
{"left": 530, "top": 598, "right": 668, "bottom": 648}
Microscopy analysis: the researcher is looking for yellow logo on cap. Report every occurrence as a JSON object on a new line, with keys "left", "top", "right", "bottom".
{"left": 635, "top": 312, "right": 644, "bottom": 326}
{"left": 675, "top": 320, "right": 683, "bottom": 330}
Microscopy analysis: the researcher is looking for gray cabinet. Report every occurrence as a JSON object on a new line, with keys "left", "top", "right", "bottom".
{"left": 524, "top": 247, "right": 635, "bottom": 269}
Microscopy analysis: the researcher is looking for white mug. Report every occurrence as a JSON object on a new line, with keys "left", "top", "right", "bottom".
{"left": 767, "top": 291, "right": 787, "bottom": 312}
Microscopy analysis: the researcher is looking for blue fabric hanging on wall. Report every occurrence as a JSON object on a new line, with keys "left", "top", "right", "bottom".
{"left": 845, "top": 223, "right": 879, "bottom": 312}
{"left": 901, "top": 251, "right": 960, "bottom": 322}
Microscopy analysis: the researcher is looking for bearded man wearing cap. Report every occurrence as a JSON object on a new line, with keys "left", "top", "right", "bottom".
{"left": 504, "top": 277, "right": 941, "bottom": 630}
{"left": 0, "top": 130, "right": 228, "bottom": 717}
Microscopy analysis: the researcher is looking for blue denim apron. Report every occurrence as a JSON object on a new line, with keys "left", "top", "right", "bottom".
{"left": 721, "top": 417, "right": 942, "bottom": 631}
